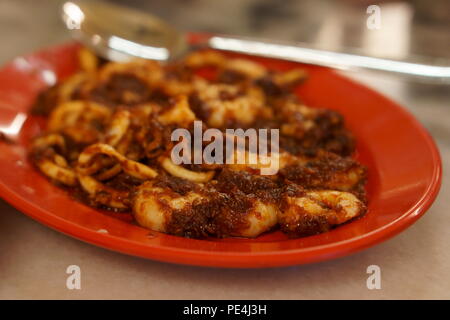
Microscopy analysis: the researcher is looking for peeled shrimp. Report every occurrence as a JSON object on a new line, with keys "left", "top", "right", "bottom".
{"left": 133, "top": 180, "right": 278, "bottom": 238}
{"left": 103, "top": 109, "right": 131, "bottom": 147}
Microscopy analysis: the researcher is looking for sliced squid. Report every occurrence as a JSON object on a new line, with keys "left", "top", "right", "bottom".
{"left": 133, "top": 181, "right": 205, "bottom": 234}
{"left": 157, "top": 95, "right": 196, "bottom": 127}
{"left": 225, "top": 148, "right": 300, "bottom": 176}
{"left": 77, "top": 143, "right": 158, "bottom": 180}
{"left": 159, "top": 157, "right": 215, "bottom": 183}
{"left": 98, "top": 59, "right": 163, "bottom": 87}
{"left": 184, "top": 50, "right": 226, "bottom": 68}
{"left": 133, "top": 180, "right": 278, "bottom": 238}
{"left": 48, "top": 101, "right": 111, "bottom": 131}
{"left": 77, "top": 174, "right": 129, "bottom": 210}
{"left": 223, "top": 58, "right": 267, "bottom": 79}
{"left": 279, "top": 190, "right": 366, "bottom": 237}
{"left": 31, "top": 134, "right": 77, "bottom": 186}
{"left": 78, "top": 47, "right": 99, "bottom": 73}
{"left": 76, "top": 143, "right": 158, "bottom": 209}
{"left": 103, "top": 109, "right": 131, "bottom": 147}
{"left": 272, "top": 69, "right": 307, "bottom": 87}
{"left": 279, "top": 153, "right": 366, "bottom": 192}
{"left": 193, "top": 81, "right": 271, "bottom": 128}
{"left": 95, "top": 163, "right": 122, "bottom": 181}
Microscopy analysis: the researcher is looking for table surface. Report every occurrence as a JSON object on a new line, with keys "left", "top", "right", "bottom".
{"left": 0, "top": 0, "right": 449, "bottom": 299}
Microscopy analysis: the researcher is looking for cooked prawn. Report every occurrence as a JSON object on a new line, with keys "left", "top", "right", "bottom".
{"left": 31, "top": 134, "right": 77, "bottom": 186}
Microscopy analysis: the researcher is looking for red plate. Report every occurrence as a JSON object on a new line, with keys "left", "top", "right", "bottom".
{"left": 0, "top": 41, "right": 441, "bottom": 268}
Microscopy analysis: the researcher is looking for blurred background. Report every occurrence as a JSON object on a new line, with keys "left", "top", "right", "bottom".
{"left": 1, "top": 0, "right": 450, "bottom": 62}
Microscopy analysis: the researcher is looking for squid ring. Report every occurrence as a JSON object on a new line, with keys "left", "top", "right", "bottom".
{"left": 279, "top": 190, "right": 366, "bottom": 236}
{"left": 95, "top": 163, "right": 122, "bottom": 181}
{"left": 37, "top": 160, "right": 77, "bottom": 186}
{"left": 48, "top": 100, "right": 111, "bottom": 132}
{"left": 103, "top": 109, "right": 131, "bottom": 147}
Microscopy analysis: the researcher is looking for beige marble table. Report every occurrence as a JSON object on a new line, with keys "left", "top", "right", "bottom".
{"left": 0, "top": 0, "right": 449, "bottom": 299}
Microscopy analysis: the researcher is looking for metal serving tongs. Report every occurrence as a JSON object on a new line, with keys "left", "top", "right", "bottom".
{"left": 61, "top": 0, "right": 450, "bottom": 84}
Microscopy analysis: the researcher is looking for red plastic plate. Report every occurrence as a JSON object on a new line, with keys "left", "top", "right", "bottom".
{"left": 0, "top": 42, "right": 441, "bottom": 268}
